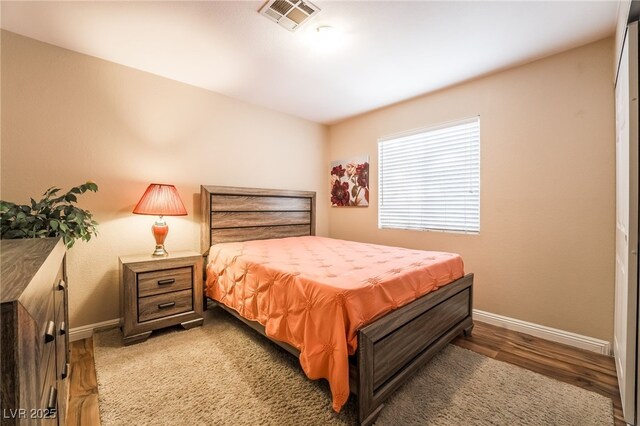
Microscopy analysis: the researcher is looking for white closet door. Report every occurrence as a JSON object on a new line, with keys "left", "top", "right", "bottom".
{"left": 615, "top": 21, "right": 640, "bottom": 426}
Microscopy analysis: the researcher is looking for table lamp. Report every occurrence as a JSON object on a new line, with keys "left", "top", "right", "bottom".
{"left": 132, "top": 183, "right": 187, "bottom": 257}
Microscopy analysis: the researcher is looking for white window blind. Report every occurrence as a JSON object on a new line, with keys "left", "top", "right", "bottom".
{"left": 378, "top": 117, "right": 480, "bottom": 233}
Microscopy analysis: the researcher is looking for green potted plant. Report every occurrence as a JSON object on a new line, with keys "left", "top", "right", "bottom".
{"left": 0, "top": 182, "right": 99, "bottom": 248}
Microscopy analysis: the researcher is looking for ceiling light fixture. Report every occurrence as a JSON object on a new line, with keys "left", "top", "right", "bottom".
{"left": 316, "top": 25, "right": 335, "bottom": 34}
{"left": 313, "top": 25, "right": 342, "bottom": 49}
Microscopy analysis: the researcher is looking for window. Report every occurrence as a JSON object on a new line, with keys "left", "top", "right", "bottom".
{"left": 378, "top": 117, "right": 480, "bottom": 233}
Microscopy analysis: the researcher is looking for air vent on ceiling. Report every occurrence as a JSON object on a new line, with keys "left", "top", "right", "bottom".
{"left": 259, "top": 0, "right": 320, "bottom": 32}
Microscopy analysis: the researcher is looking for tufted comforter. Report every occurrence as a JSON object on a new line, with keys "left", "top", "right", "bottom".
{"left": 205, "top": 236, "right": 464, "bottom": 412}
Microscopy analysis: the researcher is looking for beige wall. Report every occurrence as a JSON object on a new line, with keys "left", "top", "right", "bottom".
{"left": 328, "top": 38, "right": 615, "bottom": 341}
{"left": 1, "top": 31, "right": 329, "bottom": 328}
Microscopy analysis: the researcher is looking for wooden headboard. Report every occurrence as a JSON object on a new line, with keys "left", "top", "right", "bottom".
{"left": 200, "top": 185, "right": 316, "bottom": 253}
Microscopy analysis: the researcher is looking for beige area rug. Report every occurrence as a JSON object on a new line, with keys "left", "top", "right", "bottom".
{"left": 94, "top": 309, "right": 613, "bottom": 425}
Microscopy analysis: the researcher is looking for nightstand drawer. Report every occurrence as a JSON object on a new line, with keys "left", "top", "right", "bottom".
{"left": 138, "top": 289, "right": 193, "bottom": 322}
{"left": 138, "top": 267, "right": 193, "bottom": 297}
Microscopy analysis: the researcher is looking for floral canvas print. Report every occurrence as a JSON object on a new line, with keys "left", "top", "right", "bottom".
{"left": 330, "top": 155, "right": 369, "bottom": 207}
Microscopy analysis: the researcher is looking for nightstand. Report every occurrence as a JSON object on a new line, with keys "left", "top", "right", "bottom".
{"left": 119, "top": 251, "right": 204, "bottom": 345}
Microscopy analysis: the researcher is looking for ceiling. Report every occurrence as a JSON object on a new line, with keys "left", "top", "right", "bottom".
{"left": 1, "top": 1, "right": 618, "bottom": 124}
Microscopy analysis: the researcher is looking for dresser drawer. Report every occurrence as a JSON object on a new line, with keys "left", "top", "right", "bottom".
{"left": 39, "top": 345, "right": 57, "bottom": 422}
{"left": 34, "top": 266, "right": 62, "bottom": 381}
{"left": 55, "top": 298, "right": 67, "bottom": 377}
{"left": 39, "top": 385, "right": 58, "bottom": 425}
{"left": 30, "top": 264, "right": 63, "bottom": 336}
{"left": 38, "top": 339, "right": 55, "bottom": 404}
{"left": 137, "top": 267, "right": 192, "bottom": 298}
{"left": 37, "top": 295, "right": 56, "bottom": 396}
{"left": 38, "top": 332, "right": 56, "bottom": 399}
{"left": 138, "top": 289, "right": 193, "bottom": 322}
{"left": 55, "top": 277, "right": 70, "bottom": 367}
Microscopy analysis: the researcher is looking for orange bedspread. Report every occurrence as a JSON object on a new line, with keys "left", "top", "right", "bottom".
{"left": 205, "top": 236, "right": 464, "bottom": 412}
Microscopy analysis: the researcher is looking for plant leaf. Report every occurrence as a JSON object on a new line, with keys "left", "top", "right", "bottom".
{"left": 2, "top": 182, "right": 99, "bottom": 248}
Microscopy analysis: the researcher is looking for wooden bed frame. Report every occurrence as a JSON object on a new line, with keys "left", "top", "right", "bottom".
{"left": 200, "top": 185, "right": 474, "bottom": 426}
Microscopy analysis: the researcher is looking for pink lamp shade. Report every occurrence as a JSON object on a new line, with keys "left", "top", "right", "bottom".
{"left": 133, "top": 184, "right": 187, "bottom": 257}
{"left": 132, "top": 184, "right": 187, "bottom": 216}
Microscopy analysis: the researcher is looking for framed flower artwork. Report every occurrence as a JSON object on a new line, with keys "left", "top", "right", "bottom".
{"left": 330, "top": 155, "right": 369, "bottom": 207}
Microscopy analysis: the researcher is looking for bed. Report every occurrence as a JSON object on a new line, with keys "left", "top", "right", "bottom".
{"left": 200, "top": 185, "right": 474, "bottom": 425}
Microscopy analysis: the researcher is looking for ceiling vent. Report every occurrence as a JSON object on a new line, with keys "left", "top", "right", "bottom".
{"left": 259, "top": 0, "right": 320, "bottom": 32}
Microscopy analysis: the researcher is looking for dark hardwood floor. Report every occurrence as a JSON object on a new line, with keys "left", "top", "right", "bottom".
{"left": 451, "top": 322, "right": 623, "bottom": 425}
{"left": 67, "top": 321, "right": 622, "bottom": 425}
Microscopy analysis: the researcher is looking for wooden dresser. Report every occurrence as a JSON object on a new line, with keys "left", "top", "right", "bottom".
{"left": 1, "top": 238, "right": 69, "bottom": 425}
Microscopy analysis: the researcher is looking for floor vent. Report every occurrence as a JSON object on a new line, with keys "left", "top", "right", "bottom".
{"left": 259, "top": 0, "right": 320, "bottom": 32}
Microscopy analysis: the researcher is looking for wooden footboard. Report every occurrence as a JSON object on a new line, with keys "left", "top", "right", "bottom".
{"left": 208, "top": 273, "right": 473, "bottom": 426}
{"left": 356, "top": 273, "right": 474, "bottom": 425}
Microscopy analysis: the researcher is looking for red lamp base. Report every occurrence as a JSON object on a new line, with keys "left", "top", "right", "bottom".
{"left": 151, "top": 217, "right": 169, "bottom": 257}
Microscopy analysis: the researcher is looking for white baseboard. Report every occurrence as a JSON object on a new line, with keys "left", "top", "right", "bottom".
{"left": 70, "top": 311, "right": 611, "bottom": 356}
{"left": 69, "top": 318, "right": 120, "bottom": 342}
{"left": 473, "top": 309, "right": 611, "bottom": 355}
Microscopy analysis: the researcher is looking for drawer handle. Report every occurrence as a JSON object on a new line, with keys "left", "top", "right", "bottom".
{"left": 45, "top": 321, "right": 56, "bottom": 343}
{"left": 57, "top": 280, "right": 66, "bottom": 291}
{"left": 157, "top": 278, "right": 176, "bottom": 286}
{"left": 158, "top": 302, "right": 176, "bottom": 309}
{"left": 46, "top": 385, "right": 57, "bottom": 417}
{"left": 62, "top": 363, "right": 69, "bottom": 380}
{"left": 59, "top": 321, "right": 66, "bottom": 336}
